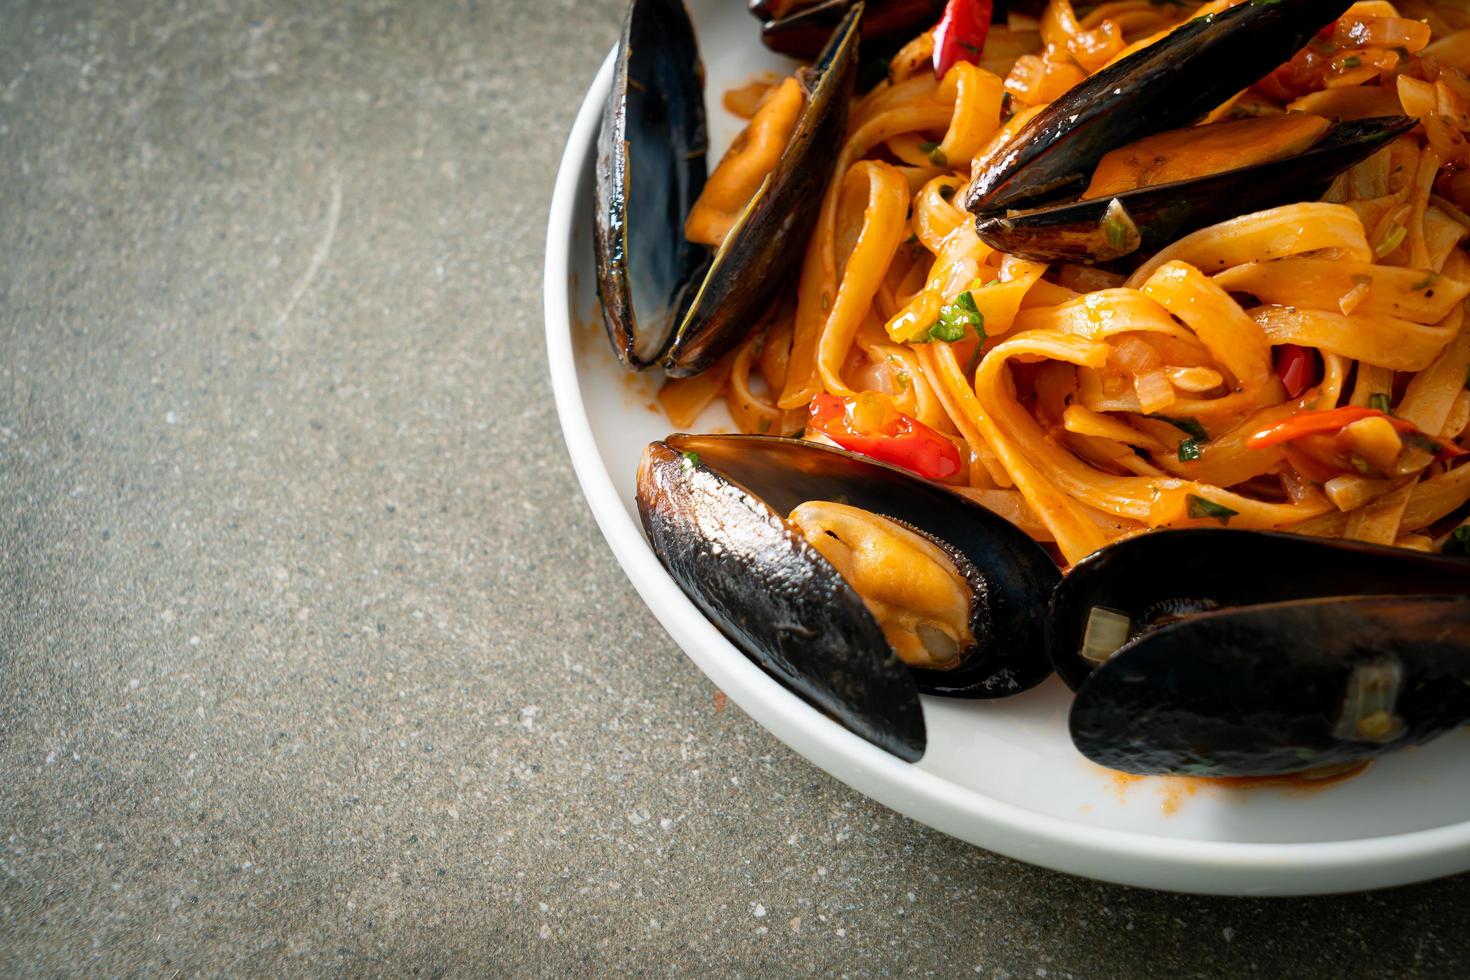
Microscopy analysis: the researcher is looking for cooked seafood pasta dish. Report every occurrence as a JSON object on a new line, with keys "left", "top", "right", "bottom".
{"left": 592, "top": 0, "right": 1470, "bottom": 774}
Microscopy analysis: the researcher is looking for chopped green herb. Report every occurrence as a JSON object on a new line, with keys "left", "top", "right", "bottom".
{"left": 1349, "top": 454, "right": 1373, "bottom": 476}
{"left": 1445, "top": 525, "right": 1470, "bottom": 558}
{"left": 923, "top": 290, "right": 985, "bottom": 343}
{"left": 918, "top": 140, "right": 949, "bottom": 166}
{"left": 1342, "top": 55, "right": 1362, "bottom": 68}
{"left": 1370, "top": 393, "right": 1391, "bottom": 413}
{"left": 1376, "top": 224, "right": 1407, "bottom": 257}
{"left": 1412, "top": 272, "right": 1442, "bottom": 291}
{"left": 680, "top": 450, "right": 700, "bottom": 471}
{"left": 1187, "top": 495, "right": 1238, "bottom": 524}
{"left": 904, "top": 232, "right": 919, "bottom": 245}
{"left": 1103, "top": 213, "right": 1129, "bottom": 251}
{"left": 1177, "top": 438, "right": 1202, "bottom": 462}
{"left": 756, "top": 417, "right": 772, "bottom": 434}
{"left": 1147, "top": 414, "right": 1208, "bottom": 442}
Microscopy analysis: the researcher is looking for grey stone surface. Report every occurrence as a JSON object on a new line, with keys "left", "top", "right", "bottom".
{"left": 1, "top": 0, "right": 1468, "bottom": 975}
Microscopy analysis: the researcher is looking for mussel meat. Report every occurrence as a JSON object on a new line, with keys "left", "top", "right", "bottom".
{"left": 595, "top": 0, "right": 859, "bottom": 376}
{"left": 1052, "top": 530, "right": 1470, "bottom": 776}
{"left": 976, "top": 116, "right": 1416, "bottom": 264}
{"left": 963, "top": 0, "right": 1414, "bottom": 262}
{"left": 636, "top": 433, "right": 1061, "bottom": 760}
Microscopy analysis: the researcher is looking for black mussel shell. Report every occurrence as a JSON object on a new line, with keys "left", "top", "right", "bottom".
{"left": 974, "top": 116, "right": 1417, "bottom": 264}
{"left": 595, "top": 0, "right": 860, "bottom": 377}
{"left": 751, "top": 0, "right": 946, "bottom": 61}
{"left": 638, "top": 438, "right": 926, "bottom": 761}
{"left": 1070, "top": 595, "right": 1470, "bottom": 777}
{"left": 964, "top": 0, "right": 1354, "bottom": 217}
{"left": 1048, "top": 529, "right": 1470, "bottom": 692}
{"left": 665, "top": 4, "right": 860, "bottom": 377}
{"left": 642, "top": 434, "right": 1059, "bottom": 716}
{"left": 594, "top": 0, "right": 710, "bottom": 369}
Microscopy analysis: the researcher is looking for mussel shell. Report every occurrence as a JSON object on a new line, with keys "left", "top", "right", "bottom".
{"left": 664, "top": 4, "right": 860, "bottom": 377}
{"left": 974, "top": 116, "right": 1417, "bottom": 264}
{"left": 638, "top": 438, "right": 926, "bottom": 761}
{"left": 751, "top": 0, "right": 946, "bottom": 61}
{"left": 1070, "top": 595, "right": 1470, "bottom": 777}
{"left": 1047, "top": 529, "right": 1470, "bottom": 692}
{"left": 657, "top": 434, "right": 1061, "bottom": 698}
{"left": 964, "top": 0, "right": 1355, "bottom": 217}
{"left": 595, "top": 0, "right": 860, "bottom": 377}
{"left": 594, "top": 0, "right": 711, "bottom": 369}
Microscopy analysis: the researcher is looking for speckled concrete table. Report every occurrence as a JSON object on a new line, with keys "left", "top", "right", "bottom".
{"left": 2, "top": 1, "right": 1468, "bottom": 975}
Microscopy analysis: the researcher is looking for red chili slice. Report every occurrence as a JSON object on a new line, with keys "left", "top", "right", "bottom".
{"left": 809, "top": 392, "right": 963, "bottom": 480}
{"left": 932, "top": 0, "right": 993, "bottom": 80}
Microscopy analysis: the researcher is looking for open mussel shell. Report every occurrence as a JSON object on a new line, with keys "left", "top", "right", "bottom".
{"left": 636, "top": 434, "right": 1061, "bottom": 761}
{"left": 1070, "top": 595, "right": 1470, "bottom": 777}
{"left": 964, "top": 0, "right": 1354, "bottom": 217}
{"left": 638, "top": 437, "right": 925, "bottom": 761}
{"left": 975, "top": 116, "right": 1417, "bottom": 264}
{"left": 749, "top": 0, "right": 944, "bottom": 61}
{"left": 1048, "top": 529, "right": 1470, "bottom": 693}
{"left": 595, "top": 0, "right": 859, "bottom": 377}
{"left": 594, "top": 0, "right": 710, "bottom": 369}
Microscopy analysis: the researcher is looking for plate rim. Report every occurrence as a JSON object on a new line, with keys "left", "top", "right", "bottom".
{"left": 543, "top": 40, "right": 1470, "bottom": 897}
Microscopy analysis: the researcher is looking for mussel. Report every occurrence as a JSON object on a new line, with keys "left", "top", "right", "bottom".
{"left": 962, "top": 0, "right": 1416, "bottom": 263}
{"left": 1052, "top": 530, "right": 1470, "bottom": 776}
{"left": 594, "top": 0, "right": 859, "bottom": 377}
{"left": 749, "top": 0, "right": 946, "bottom": 60}
{"left": 636, "top": 434, "right": 1061, "bottom": 760}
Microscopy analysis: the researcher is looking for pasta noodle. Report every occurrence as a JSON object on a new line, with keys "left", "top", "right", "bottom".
{"left": 659, "top": 0, "right": 1470, "bottom": 565}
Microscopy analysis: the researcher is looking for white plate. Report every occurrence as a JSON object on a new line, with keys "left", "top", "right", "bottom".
{"left": 544, "top": 0, "right": 1470, "bottom": 895}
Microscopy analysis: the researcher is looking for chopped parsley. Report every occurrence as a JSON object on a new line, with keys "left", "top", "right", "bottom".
{"left": 1148, "top": 414, "right": 1208, "bottom": 442}
{"left": 1412, "top": 272, "right": 1441, "bottom": 291}
{"left": 1342, "top": 55, "right": 1362, "bottom": 68}
{"left": 1177, "top": 438, "right": 1202, "bottom": 462}
{"left": 756, "top": 417, "right": 771, "bottom": 434}
{"left": 922, "top": 291, "right": 985, "bottom": 343}
{"left": 1445, "top": 525, "right": 1470, "bottom": 558}
{"left": 1103, "top": 212, "right": 1130, "bottom": 251}
{"left": 919, "top": 140, "right": 948, "bottom": 167}
{"left": 680, "top": 450, "right": 700, "bottom": 471}
{"left": 1187, "top": 495, "right": 1238, "bottom": 525}
{"left": 1370, "top": 393, "right": 1391, "bottom": 414}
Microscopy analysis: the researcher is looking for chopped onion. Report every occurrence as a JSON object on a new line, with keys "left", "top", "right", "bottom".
{"left": 1080, "top": 607, "right": 1132, "bottom": 666}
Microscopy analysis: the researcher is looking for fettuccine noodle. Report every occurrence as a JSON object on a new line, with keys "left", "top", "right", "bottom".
{"left": 660, "top": 0, "right": 1470, "bottom": 565}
